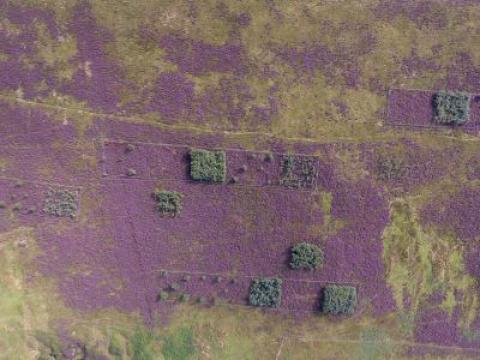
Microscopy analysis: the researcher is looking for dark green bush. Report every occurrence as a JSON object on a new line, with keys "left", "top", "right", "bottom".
{"left": 433, "top": 91, "right": 470, "bottom": 125}
{"left": 290, "top": 242, "right": 324, "bottom": 270}
{"left": 153, "top": 190, "right": 182, "bottom": 217}
{"left": 189, "top": 149, "right": 226, "bottom": 183}
{"left": 249, "top": 277, "right": 282, "bottom": 308}
{"left": 322, "top": 285, "right": 357, "bottom": 315}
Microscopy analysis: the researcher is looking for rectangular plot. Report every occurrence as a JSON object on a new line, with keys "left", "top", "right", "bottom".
{"left": 0, "top": 145, "right": 98, "bottom": 184}
{"left": 386, "top": 88, "right": 480, "bottom": 135}
{"left": 117, "top": 179, "right": 321, "bottom": 278}
{"left": 0, "top": 179, "right": 81, "bottom": 227}
{"left": 226, "top": 150, "right": 281, "bottom": 186}
{"left": 102, "top": 141, "right": 189, "bottom": 180}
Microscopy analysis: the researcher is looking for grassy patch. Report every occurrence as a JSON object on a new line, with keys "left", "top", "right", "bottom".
{"left": 161, "top": 327, "right": 196, "bottom": 360}
{"left": 129, "top": 329, "right": 156, "bottom": 360}
{"left": 359, "top": 328, "right": 396, "bottom": 360}
{"left": 108, "top": 333, "right": 124, "bottom": 359}
{"left": 382, "top": 199, "right": 478, "bottom": 326}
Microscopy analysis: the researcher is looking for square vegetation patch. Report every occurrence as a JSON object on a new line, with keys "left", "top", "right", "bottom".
{"left": 432, "top": 91, "right": 470, "bottom": 126}
{"left": 290, "top": 242, "right": 324, "bottom": 271}
{"left": 153, "top": 190, "right": 182, "bottom": 217}
{"left": 375, "top": 154, "right": 407, "bottom": 182}
{"left": 249, "top": 277, "right": 282, "bottom": 308}
{"left": 189, "top": 149, "right": 226, "bottom": 183}
{"left": 322, "top": 285, "right": 357, "bottom": 315}
{"left": 280, "top": 155, "right": 317, "bottom": 188}
{"left": 43, "top": 188, "right": 79, "bottom": 218}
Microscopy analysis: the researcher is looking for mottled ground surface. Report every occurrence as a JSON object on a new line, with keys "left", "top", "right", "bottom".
{"left": 3, "top": 0, "right": 480, "bottom": 359}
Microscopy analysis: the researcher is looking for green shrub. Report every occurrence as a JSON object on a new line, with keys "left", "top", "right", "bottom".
{"left": 157, "top": 291, "right": 169, "bottom": 301}
{"left": 43, "top": 188, "right": 78, "bottom": 218}
{"left": 290, "top": 242, "right": 324, "bottom": 270}
{"left": 322, "top": 285, "right": 357, "bottom": 315}
{"left": 178, "top": 293, "right": 190, "bottom": 302}
{"left": 249, "top": 277, "right": 282, "bottom": 308}
{"left": 189, "top": 149, "right": 226, "bottom": 183}
{"left": 433, "top": 91, "right": 470, "bottom": 125}
{"left": 152, "top": 190, "right": 182, "bottom": 217}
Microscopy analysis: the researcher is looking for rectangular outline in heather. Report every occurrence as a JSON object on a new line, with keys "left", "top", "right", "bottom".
{"left": 385, "top": 87, "right": 480, "bottom": 135}
{"left": 0, "top": 177, "right": 82, "bottom": 222}
{"left": 100, "top": 138, "right": 321, "bottom": 192}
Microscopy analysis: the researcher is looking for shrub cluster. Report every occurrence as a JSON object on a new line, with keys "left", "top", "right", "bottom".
{"left": 280, "top": 155, "right": 316, "bottom": 188}
{"left": 189, "top": 149, "right": 226, "bottom": 183}
{"left": 433, "top": 91, "right": 470, "bottom": 126}
{"left": 249, "top": 277, "right": 282, "bottom": 308}
{"left": 153, "top": 190, "right": 182, "bottom": 217}
{"left": 43, "top": 188, "right": 78, "bottom": 218}
{"left": 322, "top": 285, "right": 357, "bottom": 315}
{"left": 290, "top": 242, "right": 324, "bottom": 270}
